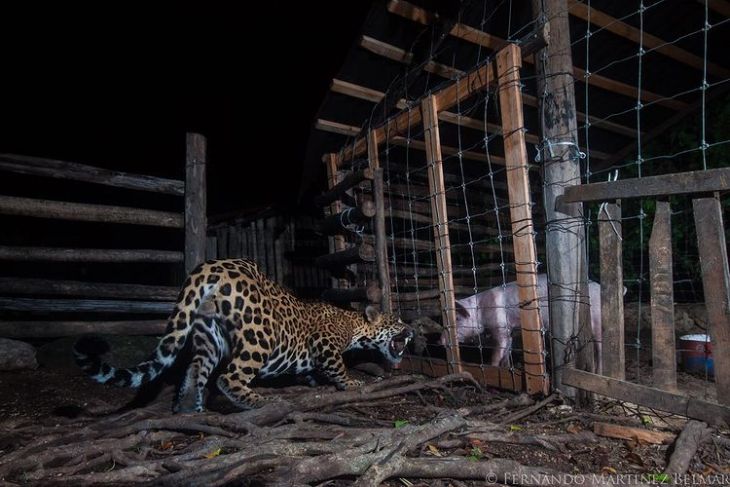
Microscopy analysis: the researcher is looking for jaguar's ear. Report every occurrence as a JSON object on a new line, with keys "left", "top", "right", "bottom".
{"left": 365, "top": 304, "right": 381, "bottom": 324}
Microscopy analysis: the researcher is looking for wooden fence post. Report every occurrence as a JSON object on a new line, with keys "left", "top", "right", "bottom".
{"left": 185, "top": 133, "right": 207, "bottom": 274}
{"left": 368, "top": 131, "right": 392, "bottom": 312}
{"left": 693, "top": 195, "right": 730, "bottom": 405}
{"left": 421, "top": 95, "right": 462, "bottom": 374}
{"left": 496, "top": 44, "right": 547, "bottom": 395}
{"left": 598, "top": 202, "right": 625, "bottom": 379}
{"left": 649, "top": 201, "right": 677, "bottom": 391}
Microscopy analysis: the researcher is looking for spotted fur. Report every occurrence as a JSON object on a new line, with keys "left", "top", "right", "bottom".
{"left": 74, "top": 258, "right": 413, "bottom": 412}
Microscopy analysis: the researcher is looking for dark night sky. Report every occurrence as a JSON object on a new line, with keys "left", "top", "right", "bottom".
{"left": 0, "top": 2, "right": 373, "bottom": 215}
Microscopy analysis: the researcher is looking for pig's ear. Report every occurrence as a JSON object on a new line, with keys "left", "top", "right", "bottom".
{"left": 455, "top": 301, "right": 470, "bottom": 318}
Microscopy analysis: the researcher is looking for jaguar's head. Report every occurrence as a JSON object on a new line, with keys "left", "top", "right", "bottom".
{"left": 349, "top": 305, "right": 415, "bottom": 363}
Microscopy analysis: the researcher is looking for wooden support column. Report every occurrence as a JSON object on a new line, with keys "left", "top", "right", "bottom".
{"left": 421, "top": 95, "right": 462, "bottom": 373}
{"left": 185, "top": 133, "right": 207, "bottom": 274}
{"left": 496, "top": 44, "right": 547, "bottom": 395}
{"left": 693, "top": 195, "right": 730, "bottom": 405}
{"left": 649, "top": 201, "right": 677, "bottom": 391}
{"left": 532, "top": 0, "right": 588, "bottom": 399}
{"left": 598, "top": 202, "right": 625, "bottom": 379}
{"left": 368, "top": 131, "right": 392, "bottom": 312}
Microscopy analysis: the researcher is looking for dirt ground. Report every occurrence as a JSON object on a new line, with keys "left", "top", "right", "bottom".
{"left": 0, "top": 338, "right": 729, "bottom": 485}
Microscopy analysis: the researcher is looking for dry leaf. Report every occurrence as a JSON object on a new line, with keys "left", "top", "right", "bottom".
{"left": 566, "top": 423, "right": 582, "bottom": 434}
{"left": 205, "top": 448, "right": 222, "bottom": 459}
{"left": 426, "top": 444, "right": 443, "bottom": 457}
{"left": 160, "top": 440, "right": 174, "bottom": 451}
{"left": 625, "top": 451, "right": 644, "bottom": 466}
{"left": 601, "top": 466, "right": 617, "bottom": 475}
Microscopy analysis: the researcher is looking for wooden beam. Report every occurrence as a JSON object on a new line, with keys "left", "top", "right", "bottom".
{"left": 359, "top": 35, "right": 413, "bottom": 64}
{"left": 317, "top": 202, "right": 376, "bottom": 236}
{"left": 0, "top": 278, "right": 178, "bottom": 301}
{"left": 0, "top": 246, "right": 183, "bottom": 263}
{"left": 0, "top": 298, "right": 174, "bottom": 314}
{"left": 185, "top": 133, "right": 207, "bottom": 273}
{"left": 570, "top": 2, "right": 730, "bottom": 78}
{"left": 390, "top": 136, "right": 508, "bottom": 165}
{"left": 693, "top": 196, "right": 730, "bottom": 406}
{"left": 399, "top": 355, "right": 523, "bottom": 392}
{"left": 496, "top": 44, "right": 548, "bottom": 395}
{"left": 421, "top": 95, "right": 462, "bottom": 373}
{"left": 330, "top": 79, "right": 384, "bottom": 103}
{"left": 558, "top": 167, "right": 730, "bottom": 206}
{"left": 598, "top": 202, "right": 625, "bottom": 380}
{"left": 562, "top": 368, "right": 730, "bottom": 426}
{"left": 321, "top": 282, "right": 381, "bottom": 304}
{"left": 0, "top": 153, "right": 184, "bottom": 196}
{"left": 315, "top": 119, "right": 361, "bottom": 137}
{"left": 387, "top": 0, "right": 689, "bottom": 111}
{"left": 649, "top": 201, "right": 677, "bottom": 391}
{"left": 0, "top": 195, "right": 183, "bottom": 228}
{"left": 0, "top": 320, "right": 167, "bottom": 338}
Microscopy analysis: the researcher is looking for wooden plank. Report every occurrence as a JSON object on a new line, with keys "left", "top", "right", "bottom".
{"left": 421, "top": 95, "right": 462, "bottom": 374}
{"left": 399, "top": 355, "right": 523, "bottom": 392}
{"left": 649, "top": 201, "right": 677, "bottom": 391}
{"left": 321, "top": 282, "right": 381, "bottom": 304}
{"left": 185, "top": 133, "right": 207, "bottom": 273}
{"left": 330, "top": 79, "right": 383, "bottom": 103}
{"left": 359, "top": 35, "right": 413, "bottom": 63}
{"left": 0, "top": 153, "right": 184, "bottom": 196}
{"left": 228, "top": 224, "right": 242, "bottom": 258}
{"left": 257, "top": 219, "right": 267, "bottom": 276}
{"left": 0, "top": 278, "right": 178, "bottom": 301}
{"left": 570, "top": 2, "right": 730, "bottom": 78}
{"left": 693, "top": 196, "right": 730, "bottom": 405}
{"left": 562, "top": 368, "right": 730, "bottom": 426}
{"left": 0, "top": 320, "right": 168, "bottom": 338}
{"left": 598, "top": 202, "right": 625, "bottom": 379}
{"left": 324, "top": 153, "right": 349, "bottom": 289}
{"left": 593, "top": 422, "right": 675, "bottom": 444}
{"left": 0, "top": 246, "right": 183, "bottom": 263}
{"left": 559, "top": 167, "right": 730, "bottom": 206}
{"left": 496, "top": 44, "right": 548, "bottom": 395}
{"left": 369, "top": 131, "right": 393, "bottom": 313}
{"left": 388, "top": 0, "right": 688, "bottom": 110}
{"left": 315, "top": 119, "right": 361, "bottom": 137}
{"left": 217, "top": 226, "right": 229, "bottom": 259}
{"left": 0, "top": 298, "right": 174, "bottom": 314}
{"left": 0, "top": 195, "right": 183, "bottom": 228}
{"left": 205, "top": 235, "right": 217, "bottom": 260}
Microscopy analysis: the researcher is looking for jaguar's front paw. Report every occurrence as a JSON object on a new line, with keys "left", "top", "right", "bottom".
{"left": 341, "top": 378, "right": 364, "bottom": 390}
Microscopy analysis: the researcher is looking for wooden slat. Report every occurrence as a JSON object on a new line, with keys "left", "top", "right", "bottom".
{"left": 693, "top": 196, "right": 730, "bottom": 406}
{"left": 0, "top": 195, "right": 182, "bottom": 228}
{"left": 0, "top": 154, "right": 184, "bottom": 196}
{"left": 314, "top": 244, "right": 375, "bottom": 268}
{"left": 649, "top": 201, "right": 677, "bottom": 391}
{"left": 387, "top": 0, "right": 689, "bottom": 111}
{"left": 0, "top": 246, "right": 183, "bottom": 263}
{"left": 359, "top": 35, "right": 413, "bottom": 63}
{"left": 315, "top": 119, "right": 361, "bottom": 137}
{"left": 389, "top": 136, "right": 508, "bottom": 165}
{"left": 0, "top": 320, "right": 168, "bottom": 338}
{"left": 598, "top": 202, "right": 625, "bottom": 380}
{"left": 421, "top": 95, "right": 462, "bottom": 373}
{"left": 399, "top": 355, "right": 523, "bottom": 392}
{"left": 185, "top": 133, "right": 207, "bottom": 273}
{"left": 0, "top": 278, "right": 178, "bottom": 301}
{"left": 324, "top": 153, "right": 349, "bottom": 289}
{"left": 570, "top": 2, "right": 730, "bottom": 78}
{"left": 559, "top": 167, "right": 730, "bottom": 206}
{"left": 563, "top": 368, "right": 730, "bottom": 426}
{"left": 330, "top": 79, "right": 383, "bottom": 103}
{"left": 496, "top": 44, "right": 548, "bottom": 395}
{"left": 0, "top": 298, "right": 174, "bottom": 314}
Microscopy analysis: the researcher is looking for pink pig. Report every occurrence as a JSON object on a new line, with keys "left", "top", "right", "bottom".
{"left": 439, "top": 274, "right": 605, "bottom": 369}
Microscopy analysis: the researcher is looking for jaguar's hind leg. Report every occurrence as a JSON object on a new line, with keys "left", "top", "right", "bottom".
{"left": 215, "top": 339, "right": 270, "bottom": 409}
{"left": 174, "top": 303, "right": 228, "bottom": 413}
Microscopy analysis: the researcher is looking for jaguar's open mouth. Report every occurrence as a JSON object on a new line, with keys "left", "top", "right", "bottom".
{"left": 388, "top": 329, "right": 415, "bottom": 362}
